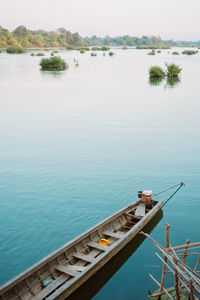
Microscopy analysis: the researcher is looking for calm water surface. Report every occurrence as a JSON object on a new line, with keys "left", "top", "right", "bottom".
{"left": 0, "top": 48, "right": 200, "bottom": 299}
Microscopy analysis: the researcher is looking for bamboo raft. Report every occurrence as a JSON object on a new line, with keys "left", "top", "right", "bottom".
{"left": 142, "top": 224, "right": 200, "bottom": 300}
{"left": 0, "top": 199, "right": 164, "bottom": 300}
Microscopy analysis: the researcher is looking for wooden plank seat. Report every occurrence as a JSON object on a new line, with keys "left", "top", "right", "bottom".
{"left": 87, "top": 241, "right": 107, "bottom": 251}
{"left": 72, "top": 252, "right": 94, "bottom": 263}
{"left": 55, "top": 265, "right": 80, "bottom": 277}
{"left": 33, "top": 274, "right": 68, "bottom": 300}
{"left": 103, "top": 231, "right": 124, "bottom": 239}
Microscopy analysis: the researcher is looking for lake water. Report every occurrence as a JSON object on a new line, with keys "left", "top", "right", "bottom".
{"left": 0, "top": 48, "right": 200, "bottom": 299}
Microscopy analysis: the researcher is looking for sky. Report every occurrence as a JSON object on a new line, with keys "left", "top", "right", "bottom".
{"left": 1, "top": 0, "right": 200, "bottom": 40}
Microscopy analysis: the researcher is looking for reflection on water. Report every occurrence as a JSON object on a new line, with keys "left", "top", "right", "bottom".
{"left": 149, "top": 76, "right": 181, "bottom": 88}
{"left": 67, "top": 210, "right": 163, "bottom": 300}
{"left": 165, "top": 77, "right": 181, "bottom": 88}
{"left": 148, "top": 77, "right": 164, "bottom": 86}
{"left": 40, "top": 69, "right": 67, "bottom": 77}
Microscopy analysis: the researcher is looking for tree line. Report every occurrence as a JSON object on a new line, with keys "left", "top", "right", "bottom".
{"left": 0, "top": 25, "right": 199, "bottom": 48}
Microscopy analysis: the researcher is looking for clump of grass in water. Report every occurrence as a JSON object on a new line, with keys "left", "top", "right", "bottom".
{"left": 51, "top": 52, "right": 54, "bottom": 56}
{"left": 90, "top": 52, "right": 97, "bottom": 56}
{"left": 101, "top": 46, "right": 110, "bottom": 51}
{"left": 80, "top": 49, "right": 86, "bottom": 54}
{"left": 172, "top": 51, "right": 179, "bottom": 55}
{"left": 147, "top": 50, "right": 156, "bottom": 55}
{"left": 6, "top": 47, "right": 24, "bottom": 54}
{"left": 122, "top": 46, "right": 127, "bottom": 50}
{"left": 37, "top": 53, "right": 45, "bottom": 56}
{"left": 30, "top": 53, "right": 35, "bottom": 56}
{"left": 182, "top": 49, "right": 198, "bottom": 55}
{"left": 40, "top": 56, "right": 68, "bottom": 71}
{"left": 53, "top": 50, "right": 59, "bottom": 53}
{"left": 149, "top": 66, "right": 165, "bottom": 78}
{"left": 66, "top": 46, "right": 75, "bottom": 50}
{"left": 109, "top": 51, "right": 114, "bottom": 56}
{"left": 157, "top": 50, "right": 161, "bottom": 53}
{"left": 166, "top": 63, "right": 181, "bottom": 78}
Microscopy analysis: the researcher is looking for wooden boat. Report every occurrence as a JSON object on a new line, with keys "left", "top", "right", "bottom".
{"left": 0, "top": 198, "right": 164, "bottom": 300}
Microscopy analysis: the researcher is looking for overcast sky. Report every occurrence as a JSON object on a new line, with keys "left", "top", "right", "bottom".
{"left": 1, "top": 0, "right": 200, "bottom": 40}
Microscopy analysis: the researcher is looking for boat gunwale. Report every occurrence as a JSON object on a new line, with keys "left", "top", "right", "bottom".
{"left": 0, "top": 200, "right": 142, "bottom": 294}
{"left": 46, "top": 200, "right": 164, "bottom": 300}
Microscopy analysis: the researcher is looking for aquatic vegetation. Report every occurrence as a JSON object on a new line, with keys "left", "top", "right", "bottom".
{"left": 90, "top": 52, "right": 97, "bottom": 56}
{"left": 166, "top": 63, "right": 181, "bottom": 78}
{"left": 91, "top": 47, "right": 101, "bottom": 51}
{"left": 51, "top": 52, "right": 54, "bottom": 56}
{"left": 172, "top": 51, "right": 179, "bottom": 55}
{"left": 53, "top": 50, "right": 59, "bottom": 53}
{"left": 66, "top": 46, "right": 75, "bottom": 50}
{"left": 40, "top": 56, "right": 68, "bottom": 71}
{"left": 147, "top": 50, "right": 156, "bottom": 55}
{"left": 122, "top": 46, "right": 127, "bottom": 50}
{"left": 76, "top": 47, "right": 89, "bottom": 52}
{"left": 30, "top": 53, "right": 35, "bottom": 56}
{"left": 37, "top": 53, "right": 45, "bottom": 56}
{"left": 6, "top": 47, "right": 24, "bottom": 54}
{"left": 101, "top": 46, "right": 110, "bottom": 51}
{"left": 182, "top": 50, "right": 198, "bottom": 55}
{"left": 109, "top": 51, "right": 114, "bottom": 56}
{"left": 44, "top": 49, "right": 50, "bottom": 51}
{"left": 157, "top": 50, "right": 161, "bottom": 53}
{"left": 149, "top": 66, "right": 165, "bottom": 78}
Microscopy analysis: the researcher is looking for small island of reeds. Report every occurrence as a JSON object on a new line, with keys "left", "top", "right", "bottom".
{"left": 6, "top": 47, "right": 24, "bottom": 54}
{"left": 40, "top": 56, "right": 68, "bottom": 71}
{"left": 182, "top": 50, "right": 198, "bottom": 55}
{"left": 149, "top": 64, "right": 182, "bottom": 82}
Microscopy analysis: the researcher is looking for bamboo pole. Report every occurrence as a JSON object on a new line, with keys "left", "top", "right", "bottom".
{"left": 155, "top": 252, "right": 192, "bottom": 296}
{"left": 194, "top": 256, "right": 200, "bottom": 272}
{"left": 173, "top": 258, "right": 180, "bottom": 300}
{"left": 179, "top": 239, "right": 190, "bottom": 295}
{"left": 189, "top": 279, "right": 195, "bottom": 300}
{"left": 149, "top": 274, "right": 174, "bottom": 300}
{"left": 167, "top": 242, "right": 200, "bottom": 251}
{"left": 158, "top": 224, "right": 171, "bottom": 299}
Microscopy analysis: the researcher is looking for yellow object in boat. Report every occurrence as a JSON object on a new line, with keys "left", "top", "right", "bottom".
{"left": 99, "top": 238, "right": 110, "bottom": 246}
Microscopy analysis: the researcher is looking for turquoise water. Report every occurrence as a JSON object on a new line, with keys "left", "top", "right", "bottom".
{"left": 0, "top": 48, "right": 200, "bottom": 299}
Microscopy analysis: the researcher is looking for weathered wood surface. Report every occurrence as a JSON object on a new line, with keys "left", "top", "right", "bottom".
{"left": 0, "top": 199, "right": 164, "bottom": 300}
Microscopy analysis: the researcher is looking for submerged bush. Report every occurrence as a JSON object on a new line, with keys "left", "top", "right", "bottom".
{"left": 53, "top": 50, "right": 59, "bottom": 53}
{"left": 172, "top": 51, "right": 179, "bottom": 55}
{"left": 80, "top": 49, "right": 86, "bottom": 54}
{"left": 90, "top": 52, "right": 97, "bottom": 56}
{"left": 109, "top": 51, "right": 114, "bottom": 56}
{"left": 157, "top": 50, "right": 161, "bottom": 53}
{"left": 147, "top": 50, "right": 156, "bottom": 55}
{"left": 51, "top": 52, "right": 54, "bottom": 56}
{"left": 66, "top": 46, "right": 75, "bottom": 50}
{"left": 182, "top": 50, "right": 198, "bottom": 55}
{"left": 166, "top": 63, "right": 181, "bottom": 78}
{"left": 149, "top": 66, "right": 165, "bottom": 78}
{"left": 37, "top": 53, "right": 45, "bottom": 56}
{"left": 122, "top": 46, "right": 127, "bottom": 50}
{"left": 91, "top": 47, "right": 101, "bottom": 51}
{"left": 6, "top": 47, "right": 24, "bottom": 54}
{"left": 30, "top": 53, "right": 35, "bottom": 56}
{"left": 40, "top": 56, "right": 68, "bottom": 71}
{"left": 101, "top": 46, "right": 110, "bottom": 51}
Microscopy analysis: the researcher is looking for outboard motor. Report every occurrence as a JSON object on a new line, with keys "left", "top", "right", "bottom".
{"left": 138, "top": 190, "right": 153, "bottom": 204}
